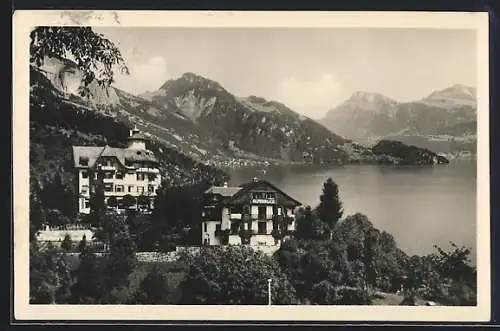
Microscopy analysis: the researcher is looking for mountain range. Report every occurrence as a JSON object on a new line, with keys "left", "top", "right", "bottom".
{"left": 36, "top": 58, "right": 366, "bottom": 166}
{"left": 320, "top": 85, "right": 477, "bottom": 158}
{"left": 33, "top": 57, "right": 456, "bottom": 168}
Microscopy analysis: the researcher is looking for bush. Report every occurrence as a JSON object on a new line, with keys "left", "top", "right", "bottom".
{"left": 337, "top": 287, "right": 371, "bottom": 305}
{"left": 309, "top": 280, "right": 339, "bottom": 305}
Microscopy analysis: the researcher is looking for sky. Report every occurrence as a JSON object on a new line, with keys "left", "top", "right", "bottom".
{"left": 95, "top": 27, "right": 477, "bottom": 119}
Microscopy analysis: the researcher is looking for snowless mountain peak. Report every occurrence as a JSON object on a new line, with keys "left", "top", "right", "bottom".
{"left": 342, "top": 91, "right": 398, "bottom": 111}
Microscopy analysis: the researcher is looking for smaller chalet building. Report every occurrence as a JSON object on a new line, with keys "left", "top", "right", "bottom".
{"left": 201, "top": 179, "right": 302, "bottom": 247}
{"left": 72, "top": 127, "right": 162, "bottom": 215}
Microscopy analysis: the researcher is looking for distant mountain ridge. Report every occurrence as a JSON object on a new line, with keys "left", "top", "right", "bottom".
{"left": 33, "top": 57, "right": 450, "bottom": 166}
{"left": 321, "top": 85, "right": 477, "bottom": 158}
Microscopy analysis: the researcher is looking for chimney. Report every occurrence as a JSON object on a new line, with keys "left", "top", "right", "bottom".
{"left": 223, "top": 182, "right": 228, "bottom": 188}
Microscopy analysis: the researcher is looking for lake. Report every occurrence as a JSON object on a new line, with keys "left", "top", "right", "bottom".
{"left": 227, "top": 161, "right": 477, "bottom": 261}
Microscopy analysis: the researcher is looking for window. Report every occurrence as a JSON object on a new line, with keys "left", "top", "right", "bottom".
{"left": 204, "top": 223, "right": 208, "bottom": 232}
{"left": 215, "top": 224, "right": 221, "bottom": 232}
{"left": 137, "top": 186, "right": 144, "bottom": 194}
{"left": 128, "top": 185, "right": 134, "bottom": 193}
{"left": 148, "top": 185, "right": 155, "bottom": 193}
{"left": 105, "top": 172, "right": 114, "bottom": 179}
{"left": 84, "top": 199, "right": 90, "bottom": 209}
{"left": 81, "top": 171, "right": 88, "bottom": 179}
{"left": 203, "top": 238, "right": 209, "bottom": 245}
{"left": 137, "top": 173, "right": 145, "bottom": 181}
{"left": 104, "top": 183, "right": 113, "bottom": 192}
{"left": 115, "top": 172, "right": 124, "bottom": 179}
{"left": 258, "top": 221, "right": 267, "bottom": 234}
{"left": 115, "top": 185, "right": 124, "bottom": 193}
{"left": 79, "top": 157, "right": 89, "bottom": 166}
{"left": 258, "top": 206, "right": 266, "bottom": 219}
{"left": 148, "top": 174, "right": 157, "bottom": 181}
{"left": 81, "top": 185, "right": 89, "bottom": 194}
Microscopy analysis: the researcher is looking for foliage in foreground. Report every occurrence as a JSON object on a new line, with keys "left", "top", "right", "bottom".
{"left": 178, "top": 246, "right": 298, "bottom": 305}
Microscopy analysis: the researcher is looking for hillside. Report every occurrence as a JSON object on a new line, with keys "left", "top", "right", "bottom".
{"left": 140, "top": 72, "right": 353, "bottom": 164}
{"left": 29, "top": 66, "right": 228, "bottom": 194}
{"left": 321, "top": 86, "right": 477, "bottom": 158}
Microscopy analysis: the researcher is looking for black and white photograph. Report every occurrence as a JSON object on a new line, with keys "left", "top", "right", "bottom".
{"left": 13, "top": 10, "right": 490, "bottom": 322}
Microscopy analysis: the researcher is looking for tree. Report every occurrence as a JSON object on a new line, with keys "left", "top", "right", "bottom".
{"left": 309, "top": 280, "right": 339, "bottom": 305}
{"left": 78, "top": 234, "right": 88, "bottom": 252}
{"left": 70, "top": 248, "right": 104, "bottom": 303}
{"left": 29, "top": 178, "right": 46, "bottom": 240}
{"left": 137, "top": 194, "right": 151, "bottom": 209}
{"left": 179, "top": 246, "right": 298, "bottom": 305}
{"left": 133, "top": 264, "right": 170, "bottom": 304}
{"left": 316, "top": 178, "right": 343, "bottom": 239}
{"left": 295, "top": 206, "right": 314, "bottom": 240}
{"left": 61, "top": 233, "right": 73, "bottom": 252}
{"left": 122, "top": 194, "right": 136, "bottom": 209}
{"left": 106, "top": 215, "right": 137, "bottom": 290}
{"left": 89, "top": 168, "right": 106, "bottom": 226}
{"left": 30, "top": 27, "right": 129, "bottom": 97}
{"left": 55, "top": 255, "right": 73, "bottom": 303}
{"left": 29, "top": 241, "right": 59, "bottom": 304}
{"left": 107, "top": 196, "right": 118, "bottom": 209}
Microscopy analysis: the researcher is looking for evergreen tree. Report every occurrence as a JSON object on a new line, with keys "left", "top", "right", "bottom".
{"left": 55, "top": 255, "right": 72, "bottom": 303}
{"left": 89, "top": 168, "right": 106, "bottom": 227}
{"left": 106, "top": 214, "right": 137, "bottom": 291}
{"left": 295, "top": 206, "right": 315, "bottom": 240}
{"left": 78, "top": 234, "right": 87, "bottom": 252}
{"left": 70, "top": 247, "right": 103, "bottom": 303}
{"left": 61, "top": 233, "right": 73, "bottom": 252}
{"left": 317, "top": 178, "right": 343, "bottom": 239}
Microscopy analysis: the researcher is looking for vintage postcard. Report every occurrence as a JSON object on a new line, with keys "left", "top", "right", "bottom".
{"left": 13, "top": 10, "right": 490, "bottom": 322}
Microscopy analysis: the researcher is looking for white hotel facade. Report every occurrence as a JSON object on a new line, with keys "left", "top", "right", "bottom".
{"left": 72, "top": 127, "right": 162, "bottom": 215}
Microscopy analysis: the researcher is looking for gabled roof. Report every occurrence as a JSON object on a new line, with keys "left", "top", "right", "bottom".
{"left": 72, "top": 145, "right": 159, "bottom": 169}
{"left": 204, "top": 179, "right": 302, "bottom": 206}
{"left": 233, "top": 179, "right": 302, "bottom": 206}
{"left": 205, "top": 186, "right": 242, "bottom": 197}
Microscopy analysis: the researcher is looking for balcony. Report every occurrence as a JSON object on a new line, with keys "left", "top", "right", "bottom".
{"left": 229, "top": 213, "right": 242, "bottom": 220}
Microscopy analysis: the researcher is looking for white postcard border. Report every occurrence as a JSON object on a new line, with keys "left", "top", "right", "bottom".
{"left": 12, "top": 10, "right": 491, "bottom": 322}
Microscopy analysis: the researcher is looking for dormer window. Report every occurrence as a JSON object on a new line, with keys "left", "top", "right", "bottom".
{"left": 79, "top": 157, "right": 89, "bottom": 166}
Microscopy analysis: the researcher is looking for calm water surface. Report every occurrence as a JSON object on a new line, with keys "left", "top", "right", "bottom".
{"left": 228, "top": 161, "right": 477, "bottom": 260}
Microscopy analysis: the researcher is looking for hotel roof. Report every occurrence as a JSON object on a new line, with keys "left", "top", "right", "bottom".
{"left": 205, "top": 186, "right": 243, "bottom": 197}
{"left": 72, "top": 145, "right": 159, "bottom": 169}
